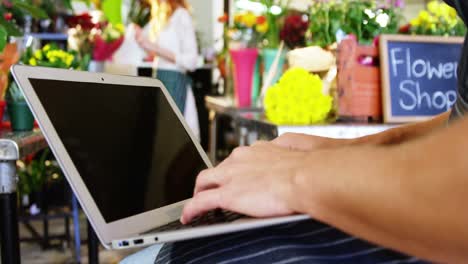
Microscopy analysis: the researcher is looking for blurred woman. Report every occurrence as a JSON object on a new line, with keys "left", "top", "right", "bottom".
{"left": 135, "top": 0, "right": 198, "bottom": 113}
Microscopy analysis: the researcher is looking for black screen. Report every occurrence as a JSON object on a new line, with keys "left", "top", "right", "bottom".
{"left": 29, "top": 78, "right": 207, "bottom": 223}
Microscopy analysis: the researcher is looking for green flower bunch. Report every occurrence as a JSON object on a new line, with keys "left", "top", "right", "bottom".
{"left": 264, "top": 68, "right": 333, "bottom": 125}
{"left": 21, "top": 43, "right": 84, "bottom": 70}
{"left": 308, "top": 0, "right": 402, "bottom": 47}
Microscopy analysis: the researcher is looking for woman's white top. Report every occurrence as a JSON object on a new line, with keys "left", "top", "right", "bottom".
{"left": 153, "top": 8, "right": 198, "bottom": 73}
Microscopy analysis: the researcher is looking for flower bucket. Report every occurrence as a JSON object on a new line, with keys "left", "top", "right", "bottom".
{"left": 8, "top": 101, "right": 34, "bottom": 132}
{"left": 337, "top": 38, "right": 382, "bottom": 122}
{"left": 230, "top": 48, "right": 258, "bottom": 107}
{"left": 251, "top": 58, "right": 261, "bottom": 106}
{"left": 262, "top": 48, "right": 287, "bottom": 86}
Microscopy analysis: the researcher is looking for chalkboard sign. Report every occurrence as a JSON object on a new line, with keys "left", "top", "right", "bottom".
{"left": 379, "top": 35, "right": 464, "bottom": 123}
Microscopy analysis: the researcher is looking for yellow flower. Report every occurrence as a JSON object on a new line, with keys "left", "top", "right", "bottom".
{"left": 242, "top": 12, "right": 256, "bottom": 28}
{"left": 43, "top": 44, "right": 51, "bottom": 52}
{"left": 234, "top": 14, "right": 243, "bottom": 24}
{"left": 34, "top": 50, "right": 43, "bottom": 60}
{"left": 410, "top": 17, "right": 421, "bottom": 27}
{"left": 256, "top": 22, "right": 269, "bottom": 34}
{"left": 29, "top": 58, "right": 37, "bottom": 66}
{"left": 448, "top": 7, "right": 458, "bottom": 19}
{"left": 427, "top": 1, "right": 440, "bottom": 15}
{"left": 418, "top": 10, "right": 431, "bottom": 23}
{"left": 264, "top": 68, "right": 332, "bottom": 125}
{"left": 114, "top": 23, "right": 125, "bottom": 33}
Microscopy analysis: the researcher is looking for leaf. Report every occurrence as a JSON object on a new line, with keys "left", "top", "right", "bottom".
{"left": 0, "top": 26, "right": 6, "bottom": 53}
{"left": 62, "top": 0, "right": 74, "bottom": 11}
{"left": 102, "top": 0, "right": 122, "bottom": 25}
{"left": 0, "top": 17, "right": 22, "bottom": 36}
{"left": 12, "top": 0, "right": 48, "bottom": 19}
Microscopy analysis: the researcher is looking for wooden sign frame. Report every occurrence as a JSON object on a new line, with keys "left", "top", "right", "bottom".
{"left": 379, "top": 34, "right": 464, "bottom": 123}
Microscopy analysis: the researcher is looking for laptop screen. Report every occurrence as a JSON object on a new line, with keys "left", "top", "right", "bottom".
{"left": 29, "top": 78, "right": 208, "bottom": 223}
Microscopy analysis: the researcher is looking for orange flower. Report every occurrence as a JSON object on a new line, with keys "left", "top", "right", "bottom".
{"left": 218, "top": 13, "right": 228, "bottom": 23}
{"left": 257, "top": 15, "right": 267, "bottom": 25}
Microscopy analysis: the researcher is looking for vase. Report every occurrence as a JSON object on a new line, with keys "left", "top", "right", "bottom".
{"left": 87, "top": 60, "right": 105, "bottom": 72}
{"left": 262, "top": 48, "right": 287, "bottom": 86}
{"left": 251, "top": 58, "right": 261, "bottom": 107}
{"left": 7, "top": 101, "right": 34, "bottom": 132}
{"left": 230, "top": 48, "right": 258, "bottom": 107}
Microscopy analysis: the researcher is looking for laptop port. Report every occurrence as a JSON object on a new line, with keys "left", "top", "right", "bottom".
{"left": 154, "top": 237, "right": 158, "bottom": 242}
{"left": 120, "top": 240, "right": 129, "bottom": 247}
{"left": 133, "top": 239, "right": 144, "bottom": 245}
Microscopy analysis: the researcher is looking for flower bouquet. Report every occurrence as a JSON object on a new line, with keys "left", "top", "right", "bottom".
{"left": 92, "top": 23, "right": 125, "bottom": 61}
{"left": 406, "top": 0, "right": 465, "bottom": 36}
{"left": 264, "top": 67, "right": 333, "bottom": 125}
{"left": 21, "top": 43, "right": 83, "bottom": 70}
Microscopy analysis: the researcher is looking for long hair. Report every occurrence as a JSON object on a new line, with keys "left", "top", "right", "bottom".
{"left": 149, "top": 0, "right": 191, "bottom": 41}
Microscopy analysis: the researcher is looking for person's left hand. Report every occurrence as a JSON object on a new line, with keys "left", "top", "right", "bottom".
{"left": 134, "top": 26, "right": 157, "bottom": 53}
{"left": 180, "top": 141, "right": 307, "bottom": 224}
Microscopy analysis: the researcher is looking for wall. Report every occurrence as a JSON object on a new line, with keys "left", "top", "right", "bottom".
{"left": 187, "top": 0, "right": 224, "bottom": 51}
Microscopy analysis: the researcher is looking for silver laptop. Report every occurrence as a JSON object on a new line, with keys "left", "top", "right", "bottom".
{"left": 11, "top": 65, "right": 309, "bottom": 250}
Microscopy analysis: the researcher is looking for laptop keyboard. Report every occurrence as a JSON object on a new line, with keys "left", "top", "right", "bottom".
{"left": 144, "top": 210, "right": 245, "bottom": 234}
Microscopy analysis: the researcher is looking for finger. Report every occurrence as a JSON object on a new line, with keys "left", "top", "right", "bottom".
{"left": 193, "top": 168, "right": 225, "bottom": 195}
{"left": 181, "top": 190, "right": 222, "bottom": 224}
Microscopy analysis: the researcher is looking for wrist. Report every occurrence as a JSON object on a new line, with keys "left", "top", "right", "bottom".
{"left": 285, "top": 150, "right": 333, "bottom": 216}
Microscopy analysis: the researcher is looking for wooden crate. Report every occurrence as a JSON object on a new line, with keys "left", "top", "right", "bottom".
{"left": 337, "top": 39, "right": 382, "bottom": 122}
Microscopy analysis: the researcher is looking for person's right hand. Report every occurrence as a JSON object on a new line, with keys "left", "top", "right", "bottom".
{"left": 272, "top": 133, "right": 352, "bottom": 152}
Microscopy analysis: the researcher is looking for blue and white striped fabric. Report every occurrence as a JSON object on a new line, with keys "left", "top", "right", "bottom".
{"left": 154, "top": 219, "right": 429, "bottom": 264}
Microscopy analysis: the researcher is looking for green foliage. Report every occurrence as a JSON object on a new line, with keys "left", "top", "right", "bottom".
{"left": 308, "top": 0, "right": 402, "bottom": 47}
{"left": 0, "top": 0, "right": 49, "bottom": 53}
{"left": 258, "top": 0, "right": 290, "bottom": 48}
{"left": 18, "top": 149, "right": 63, "bottom": 196}
{"left": 0, "top": 27, "right": 6, "bottom": 52}
{"left": 127, "top": 0, "right": 151, "bottom": 27}
{"left": 6, "top": 80, "right": 24, "bottom": 102}
{"left": 11, "top": 0, "right": 48, "bottom": 19}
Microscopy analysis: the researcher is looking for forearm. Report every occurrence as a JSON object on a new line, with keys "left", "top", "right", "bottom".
{"left": 288, "top": 116, "right": 468, "bottom": 262}
{"left": 353, "top": 111, "right": 450, "bottom": 145}
{"left": 143, "top": 44, "right": 176, "bottom": 64}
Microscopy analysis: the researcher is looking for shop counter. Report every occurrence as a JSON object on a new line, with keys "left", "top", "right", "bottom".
{"left": 205, "top": 96, "right": 398, "bottom": 163}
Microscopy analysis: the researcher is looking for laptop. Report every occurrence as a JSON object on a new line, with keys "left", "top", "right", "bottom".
{"left": 11, "top": 65, "right": 309, "bottom": 249}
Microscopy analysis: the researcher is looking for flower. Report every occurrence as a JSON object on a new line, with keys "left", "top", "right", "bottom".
{"left": 234, "top": 14, "right": 243, "bottom": 24}
{"left": 28, "top": 58, "right": 37, "bottom": 66}
{"left": 280, "top": 14, "right": 309, "bottom": 49}
{"left": 3, "top": 12, "right": 12, "bottom": 21}
{"left": 218, "top": 13, "right": 228, "bottom": 23}
{"left": 264, "top": 68, "right": 332, "bottom": 125}
{"left": 408, "top": 0, "right": 465, "bottom": 36}
{"left": 242, "top": 12, "right": 257, "bottom": 28}
{"left": 256, "top": 22, "right": 269, "bottom": 34}
{"left": 256, "top": 15, "right": 267, "bottom": 25}
{"left": 34, "top": 50, "right": 43, "bottom": 60}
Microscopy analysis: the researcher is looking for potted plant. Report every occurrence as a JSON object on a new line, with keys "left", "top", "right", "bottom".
{"left": 6, "top": 80, "right": 34, "bottom": 131}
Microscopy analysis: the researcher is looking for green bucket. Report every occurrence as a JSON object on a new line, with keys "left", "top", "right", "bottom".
{"left": 7, "top": 101, "right": 34, "bottom": 132}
